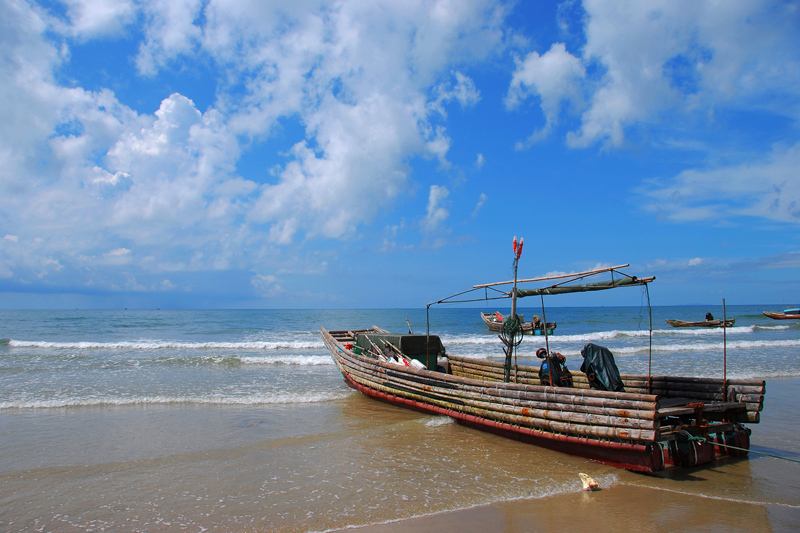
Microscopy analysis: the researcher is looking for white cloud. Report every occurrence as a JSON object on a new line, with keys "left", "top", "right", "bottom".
{"left": 0, "top": 1, "right": 508, "bottom": 292}
{"left": 567, "top": 0, "right": 800, "bottom": 148}
{"left": 102, "top": 247, "right": 132, "bottom": 265}
{"left": 506, "top": 42, "right": 585, "bottom": 146}
{"left": 251, "top": 273, "right": 283, "bottom": 297}
{"left": 63, "top": 0, "right": 136, "bottom": 39}
{"left": 136, "top": 0, "right": 203, "bottom": 75}
{"left": 475, "top": 152, "right": 485, "bottom": 168}
{"left": 471, "top": 192, "right": 487, "bottom": 217}
{"left": 502, "top": 1, "right": 800, "bottom": 149}
{"left": 642, "top": 143, "right": 800, "bottom": 224}
{"left": 423, "top": 185, "right": 450, "bottom": 231}
{"left": 430, "top": 71, "right": 481, "bottom": 116}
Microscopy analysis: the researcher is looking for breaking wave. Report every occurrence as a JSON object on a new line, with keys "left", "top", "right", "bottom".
{"left": 152, "top": 355, "right": 334, "bottom": 366}
{"left": 5, "top": 339, "right": 325, "bottom": 350}
{"left": 610, "top": 338, "right": 800, "bottom": 355}
{"left": 441, "top": 326, "right": 764, "bottom": 347}
{"left": 0, "top": 391, "right": 351, "bottom": 410}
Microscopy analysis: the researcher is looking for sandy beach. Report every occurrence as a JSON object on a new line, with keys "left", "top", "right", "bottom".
{"left": 2, "top": 308, "right": 798, "bottom": 531}
{"left": 350, "top": 483, "right": 800, "bottom": 533}
{"left": 2, "top": 375, "right": 798, "bottom": 532}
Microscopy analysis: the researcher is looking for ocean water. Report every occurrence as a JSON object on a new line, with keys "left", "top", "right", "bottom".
{"left": 1, "top": 305, "right": 798, "bottom": 411}
{"left": 1, "top": 306, "right": 799, "bottom": 531}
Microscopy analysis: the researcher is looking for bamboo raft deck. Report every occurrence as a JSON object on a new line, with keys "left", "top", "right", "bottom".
{"left": 321, "top": 327, "right": 765, "bottom": 473}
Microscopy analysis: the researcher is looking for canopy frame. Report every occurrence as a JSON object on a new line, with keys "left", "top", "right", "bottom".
{"left": 425, "top": 264, "right": 656, "bottom": 392}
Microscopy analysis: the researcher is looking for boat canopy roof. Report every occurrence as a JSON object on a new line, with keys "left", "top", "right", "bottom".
{"left": 784, "top": 307, "right": 800, "bottom": 314}
{"left": 515, "top": 275, "right": 653, "bottom": 298}
{"left": 429, "top": 264, "right": 654, "bottom": 306}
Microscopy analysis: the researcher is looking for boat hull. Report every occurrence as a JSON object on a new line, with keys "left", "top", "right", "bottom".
{"left": 322, "top": 327, "right": 764, "bottom": 473}
{"left": 481, "top": 312, "right": 556, "bottom": 335}
{"left": 763, "top": 311, "right": 800, "bottom": 320}
{"left": 666, "top": 319, "right": 735, "bottom": 328}
{"left": 341, "top": 372, "right": 662, "bottom": 472}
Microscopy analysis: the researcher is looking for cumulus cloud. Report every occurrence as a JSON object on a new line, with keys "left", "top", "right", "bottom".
{"left": 506, "top": 1, "right": 800, "bottom": 149}
{"left": 0, "top": 1, "right": 507, "bottom": 293}
{"left": 430, "top": 71, "right": 481, "bottom": 116}
{"left": 573, "top": 0, "right": 800, "bottom": 147}
{"left": 62, "top": 0, "right": 136, "bottom": 38}
{"left": 506, "top": 42, "right": 585, "bottom": 146}
{"left": 422, "top": 185, "right": 450, "bottom": 232}
{"left": 136, "top": 0, "right": 203, "bottom": 75}
{"left": 642, "top": 143, "right": 800, "bottom": 224}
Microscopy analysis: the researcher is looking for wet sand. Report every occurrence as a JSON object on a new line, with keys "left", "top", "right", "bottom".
{"left": 351, "top": 483, "right": 800, "bottom": 532}
{"left": 349, "top": 376, "right": 800, "bottom": 532}
{"left": 2, "top": 378, "right": 799, "bottom": 532}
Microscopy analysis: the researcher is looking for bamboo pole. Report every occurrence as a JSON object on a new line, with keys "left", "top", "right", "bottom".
{"left": 723, "top": 298, "right": 728, "bottom": 399}
{"left": 342, "top": 365, "right": 657, "bottom": 441}
{"left": 379, "top": 367, "right": 657, "bottom": 421}
{"left": 325, "top": 331, "right": 663, "bottom": 403}
{"left": 343, "top": 362, "right": 656, "bottom": 430}
{"left": 336, "top": 349, "right": 657, "bottom": 412}
{"left": 446, "top": 356, "right": 766, "bottom": 388}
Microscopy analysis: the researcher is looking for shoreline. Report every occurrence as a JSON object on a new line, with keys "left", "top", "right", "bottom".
{"left": 338, "top": 375, "right": 800, "bottom": 532}
{"left": 339, "top": 481, "right": 800, "bottom": 532}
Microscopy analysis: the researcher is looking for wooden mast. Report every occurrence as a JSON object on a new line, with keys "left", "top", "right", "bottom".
{"left": 503, "top": 236, "right": 524, "bottom": 382}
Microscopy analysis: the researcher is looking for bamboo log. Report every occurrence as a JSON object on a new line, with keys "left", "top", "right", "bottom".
{"left": 343, "top": 365, "right": 656, "bottom": 442}
{"left": 337, "top": 348, "right": 657, "bottom": 412}
{"left": 328, "top": 335, "right": 659, "bottom": 402}
{"left": 378, "top": 367, "right": 656, "bottom": 427}
{"left": 448, "top": 359, "right": 594, "bottom": 389}
{"left": 324, "top": 330, "right": 761, "bottom": 431}
{"left": 621, "top": 379, "right": 764, "bottom": 395}
{"left": 622, "top": 380, "right": 763, "bottom": 394}
{"left": 412, "top": 354, "right": 761, "bottom": 409}
{"left": 631, "top": 374, "right": 765, "bottom": 387}
{"left": 342, "top": 362, "right": 656, "bottom": 430}
{"left": 449, "top": 357, "right": 765, "bottom": 394}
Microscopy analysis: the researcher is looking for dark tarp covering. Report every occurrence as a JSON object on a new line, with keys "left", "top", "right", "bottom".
{"left": 355, "top": 333, "right": 443, "bottom": 370}
{"left": 579, "top": 343, "right": 624, "bottom": 392}
{"left": 516, "top": 276, "right": 649, "bottom": 297}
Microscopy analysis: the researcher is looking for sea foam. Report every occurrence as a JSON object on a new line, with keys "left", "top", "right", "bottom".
{"left": 0, "top": 391, "right": 352, "bottom": 410}
{"left": 6, "top": 339, "right": 325, "bottom": 350}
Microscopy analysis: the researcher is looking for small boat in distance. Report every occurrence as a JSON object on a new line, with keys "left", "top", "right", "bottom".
{"left": 480, "top": 311, "right": 556, "bottom": 335}
{"left": 763, "top": 308, "right": 800, "bottom": 320}
{"left": 666, "top": 318, "right": 735, "bottom": 328}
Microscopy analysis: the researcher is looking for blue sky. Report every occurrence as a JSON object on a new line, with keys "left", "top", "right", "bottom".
{"left": 1, "top": 0, "right": 799, "bottom": 309}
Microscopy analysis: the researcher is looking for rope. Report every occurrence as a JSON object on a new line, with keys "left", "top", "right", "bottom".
{"left": 500, "top": 314, "right": 524, "bottom": 382}
{"left": 679, "top": 431, "right": 800, "bottom": 465}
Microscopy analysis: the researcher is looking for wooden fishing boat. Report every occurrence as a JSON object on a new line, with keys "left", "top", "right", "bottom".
{"left": 322, "top": 253, "right": 765, "bottom": 473}
{"left": 666, "top": 319, "right": 735, "bottom": 328}
{"left": 763, "top": 308, "right": 800, "bottom": 320}
{"left": 321, "top": 326, "right": 763, "bottom": 473}
{"left": 480, "top": 311, "right": 556, "bottom": 335}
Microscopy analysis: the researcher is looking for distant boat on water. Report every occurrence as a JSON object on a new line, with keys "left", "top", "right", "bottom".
{"left": 480, "top": 311, "right": 556, "bottom": 335}
{"left": 666, "top": 318, "right": 735, "bottom": 328}
{"left": 762, "top": 308, "right": 800, "bottom": 320}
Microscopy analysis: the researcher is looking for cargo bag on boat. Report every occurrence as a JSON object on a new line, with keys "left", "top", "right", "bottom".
{"left": 579, "top": 343, "right": 624, "bottom": 392}
{"left": 354, "top": 333, "right": 443, "bottom": 370}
